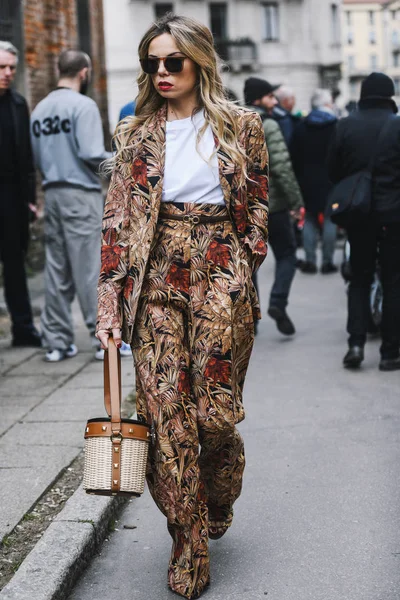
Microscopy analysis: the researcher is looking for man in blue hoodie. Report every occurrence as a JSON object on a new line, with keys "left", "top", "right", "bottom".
{"left": 291, "top": 89, "right": 338, "bottom": 274}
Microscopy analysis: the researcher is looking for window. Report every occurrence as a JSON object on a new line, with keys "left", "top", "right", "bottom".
{"left": 346, "top": 11, "right": 352, "bottom": 27}
{"left": 392, "top": 30, "right": 400, "bottom": 45}
{"left": 0, "top": 0, "right": 23, "bottom": 91}
{"left": 0, "top": 0, "right": 22, "bottom": 45}
{"left": 263, "top": 3, "right": 279, "bottom": 41}
{"left": 154, "top": 4, "right": 173, "bottom": 19}
{"left": 209, "top": 4, "right": 228, "bottom": 40}
{"left": 370, "top": 54, "right": 378, "bottom": 70}
{"left": 348, "top": 55, "right": 355, "bottom": 71}
{"left": 350, "top": 81, "right": 358, "bottom": 99}
{"left": 76, "top": 0, "right": 91, "bottom": 56}
{"left": 392, "top": 10, "right": 397, "bottom": 21}
{"left": 369, "top": 11, "right": 375, "bottom": 26}
{"left": 394, "top": 77, "right": 400, "bottom": 95}
{"left": 347, "top": 31, "right": 354, "bottom": 45}
{"left": 331, "top": 4, "right": 340, "bottom": 44}
{"left": 393, "top": 52, "right": 400, "bottom": 67}
{"left": 369, "top": 30, "right": 376, "bottom": 44}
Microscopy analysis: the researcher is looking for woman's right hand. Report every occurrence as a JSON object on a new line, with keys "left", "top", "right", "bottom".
{"left": 96, "top": 328, "right": 122, "bottom": 350}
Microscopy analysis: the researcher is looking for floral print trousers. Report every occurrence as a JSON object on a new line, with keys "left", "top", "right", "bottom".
{"left": 132, "top": 202, "right": 256, "bottom": 599}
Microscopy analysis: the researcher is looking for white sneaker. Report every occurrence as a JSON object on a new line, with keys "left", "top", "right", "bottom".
{"left": 66, "top": 344, "right": 78, "bottom": 358}
{"left": 94, "top": 341, "right": 132, "bottom": 361}
{"left": 45, "top": 349, "right": 66, "bottom": 362}
{"left": 45, "top": 344, "right": 78, "bottom": 362}
{"left": 119, "top": 341, "right": 132, "bottom": 357}
{"left": 95, "top": 347, "right": 105, "bottom": 361}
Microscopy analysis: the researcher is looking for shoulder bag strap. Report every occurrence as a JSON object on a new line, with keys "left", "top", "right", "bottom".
{"left": 367, "top": 115, "right": 395, "bottom": 174}
{"left": 104, "top": 337, "right": 122, "bottom": 433}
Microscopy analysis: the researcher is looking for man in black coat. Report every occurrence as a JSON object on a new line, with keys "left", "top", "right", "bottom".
{"left": 327, "top": 72, "right": 400, "bottom": 371}
{"left": 0, "top": 41, "right": 40, "bottom": 347}
{"left": 291, "top": 89, "right": 338, "bottom": 274}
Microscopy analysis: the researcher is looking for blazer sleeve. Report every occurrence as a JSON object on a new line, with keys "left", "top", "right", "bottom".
{"left": 243, "top": 114, "right": 269, "bottom": 272}
{"left": 96, "top": 166, "right": 130, "bottom": 333}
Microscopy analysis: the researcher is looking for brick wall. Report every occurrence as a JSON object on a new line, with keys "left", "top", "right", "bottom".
{"left": 89, "top": 0, "right": 110, "bottom": 143}
{"left": 23, "top": 0, "right": 110, "bottom": 143}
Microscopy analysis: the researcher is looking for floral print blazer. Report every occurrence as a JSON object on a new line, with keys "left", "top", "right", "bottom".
{"left": 97, "top": 105, "right": 269, "bottom": 343}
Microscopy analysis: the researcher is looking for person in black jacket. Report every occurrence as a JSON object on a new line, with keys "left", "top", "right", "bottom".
{"left": 273, "top": 85, "right": 302, "bottom": 149}
{"left": 291, "top": 89, "right": 338, "bottom": 274}
{"left": 327, "top": 72, "right": 400, "bottom": 371}
{"left": 0, "top": 41, "right": 40, "bottom": 347}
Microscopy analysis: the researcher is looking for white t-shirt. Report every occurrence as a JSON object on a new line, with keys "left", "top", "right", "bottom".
{"left": 161, "top": 109, "right": 225, "bottom": 205}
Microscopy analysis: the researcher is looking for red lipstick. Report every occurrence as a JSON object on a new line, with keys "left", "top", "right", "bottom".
{"left": 158, "top": 81, "right": 173, "bottom": 91}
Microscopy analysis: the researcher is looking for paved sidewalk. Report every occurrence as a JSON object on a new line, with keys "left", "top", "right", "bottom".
{"left": 2, "top": 248, "right": 400, "bottom": 600}
{"left": 69, "top": 251, "right": 400, "bottom": 600}
{"left": 0, "top": 275, "right": 135, "bottom": 544}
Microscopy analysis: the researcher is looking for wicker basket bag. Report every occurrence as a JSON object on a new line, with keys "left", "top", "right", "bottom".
{"left": 83, "top": 337, "right": 151, "bottom": 497}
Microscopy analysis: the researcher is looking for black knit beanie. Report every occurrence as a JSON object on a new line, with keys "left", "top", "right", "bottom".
{"left": 244, "top": 77, "right": 280, "bottom": 105}
{"left": 360, "top": 72, "right": 395, "bottom": 101}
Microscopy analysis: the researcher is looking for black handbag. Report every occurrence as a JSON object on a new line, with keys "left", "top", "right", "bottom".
{"left": 328, "top": 117, "right": 393, "bottom": 228}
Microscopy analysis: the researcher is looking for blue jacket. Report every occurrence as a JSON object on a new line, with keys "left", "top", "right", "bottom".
{"left": 119, "top": 101, "right": 136, "bottom": 121}
{"left": 272, "top": 104, "right": 302, "bottom": 151}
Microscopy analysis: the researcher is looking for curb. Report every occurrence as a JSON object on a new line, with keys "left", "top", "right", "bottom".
{"left": 0, "top": 485, "right": 127, "bottom": 600}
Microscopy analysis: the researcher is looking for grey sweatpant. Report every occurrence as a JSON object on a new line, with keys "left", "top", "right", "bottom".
{"left": 41, "top": 186, "right": 103, "bottom": 351}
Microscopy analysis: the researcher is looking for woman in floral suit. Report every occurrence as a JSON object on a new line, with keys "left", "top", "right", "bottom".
{"left": 96, "top": 14, "right": 269, "bottom": 599}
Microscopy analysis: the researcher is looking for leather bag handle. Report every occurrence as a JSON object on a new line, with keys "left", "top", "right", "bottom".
{"left": 104, "top": 337, "right": 122, "bottom": 433}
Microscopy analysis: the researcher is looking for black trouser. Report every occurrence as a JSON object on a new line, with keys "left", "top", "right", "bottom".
{"left": 0, "top": 182, "right": 34, "bottom": 335}
{"left": 267, "top": 209, "right": 297, "bottom": 310}
{"left": 347, "top": 221, "right": 400, "bottom": 359}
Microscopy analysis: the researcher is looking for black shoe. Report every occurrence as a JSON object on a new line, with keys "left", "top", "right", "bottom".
{"left": 300, "top": 261, "right": 317, "bottom": 274}
{"left": 296, "top": 258, "right": 305, "bottom": 270}
{"left": 321, "top": 262, "right": 338, "bottom": 274}
{"left": 379, "top": 356, "right": 400, "bottom": 371}
{"left": 12, "top": 327, "right": 42, "bottom": 348}
{"left": 267, "top": 306, "right": 296, "bottom": 336}
{"left": 343, "top": 346, "right": 364, "bottom": 369}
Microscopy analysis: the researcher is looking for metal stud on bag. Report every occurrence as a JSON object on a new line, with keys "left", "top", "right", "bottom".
{"left": 83, "top": 337, "right": 150, "bottom": 497}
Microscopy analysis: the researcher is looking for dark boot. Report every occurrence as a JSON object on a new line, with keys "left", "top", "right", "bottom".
{"left": 343, "top": 346, "right": 364, "bottom": 369}
{"left": 379, "top": 357, "right": 400, "bottom": 371}
{"left": 321, "top": 262, "right": 338, "bottom": 274}
{"left": 300, "top": 261, "right": 317, "bottom": 274}
{"left": 268, "top": 306, "right": 296, "bottom": 335}
{"left": 12, "top": 326, "right": 42, "bottom": 348}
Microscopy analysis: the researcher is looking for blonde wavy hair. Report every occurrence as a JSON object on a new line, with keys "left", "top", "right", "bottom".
{"left": 110, "top": 14, "right": 249, "bottom": 183}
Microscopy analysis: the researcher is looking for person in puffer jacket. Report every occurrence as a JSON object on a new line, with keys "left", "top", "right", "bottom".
{"left": 244, "top": 77, "right": 304, "bottom": 336}
{"left": 291, "top": 88, "right": 338, "bottom": 275}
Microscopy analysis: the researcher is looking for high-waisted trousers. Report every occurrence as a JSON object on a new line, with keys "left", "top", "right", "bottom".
{"left": 132, "top": 202, "right": 256, "bottom": 599}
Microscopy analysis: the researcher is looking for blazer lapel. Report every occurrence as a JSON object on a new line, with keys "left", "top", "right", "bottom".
{"left": 143, "top": 105, "right": 167, "bottom": 213}
{"left": 213, "top": 133, "right": 235, "bottom": 210}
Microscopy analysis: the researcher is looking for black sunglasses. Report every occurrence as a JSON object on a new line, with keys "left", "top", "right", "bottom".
{"left": 140, "top": 56, "right": 186, "bottom": 74}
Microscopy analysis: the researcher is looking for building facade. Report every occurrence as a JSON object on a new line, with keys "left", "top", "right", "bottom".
{"left": 342, "top": 0, "right": 400, "bottom": 106}
{"left": 104, "top": 0, "right": 342, "bottom": 129}
{"left": 0, "top": 0, "right": 110, "bottom": 140}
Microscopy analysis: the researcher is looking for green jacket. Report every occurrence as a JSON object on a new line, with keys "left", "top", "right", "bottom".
{"left": 249, "top": 105, "right": 303, "bottom": 214}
